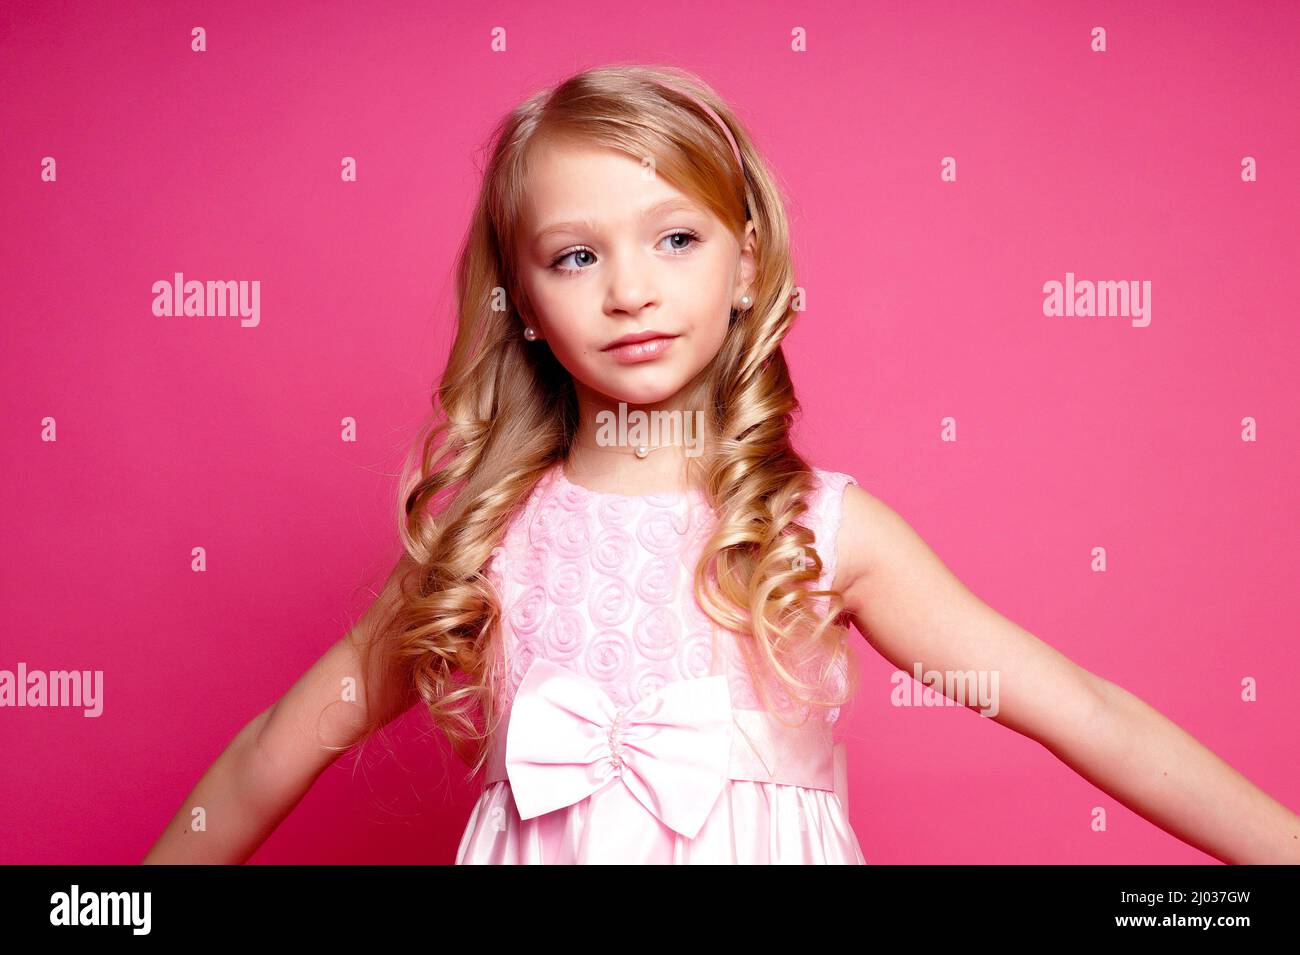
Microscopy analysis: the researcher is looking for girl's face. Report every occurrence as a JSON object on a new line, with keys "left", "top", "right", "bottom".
{"left": 514, "top": 138, "right": 756, "bottom": 409}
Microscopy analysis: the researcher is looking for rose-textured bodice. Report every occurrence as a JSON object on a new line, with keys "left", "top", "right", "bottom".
{"left": 455, "top": 460, "right": 867, "bottom": 864}
{"left": 484, "top": 461, "right": 857, "bottom": 725}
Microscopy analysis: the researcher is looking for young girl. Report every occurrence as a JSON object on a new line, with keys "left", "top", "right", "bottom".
{"left": 145, "top": 64, "right": 1300, "bottom": 865}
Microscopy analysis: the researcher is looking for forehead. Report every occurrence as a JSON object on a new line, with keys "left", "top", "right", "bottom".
{"left": 518, "top": 138, "right": 707, "bottom": 235}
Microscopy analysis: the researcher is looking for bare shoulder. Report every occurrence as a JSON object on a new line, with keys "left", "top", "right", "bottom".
{"left": 832, "top": 482, "right": 970, "bottom": 627}
{"left": 831, "top": 482, "right": 897, "bottom": 596}
{"left": 830, "top": 481, "right": 1110, "bottom": 745}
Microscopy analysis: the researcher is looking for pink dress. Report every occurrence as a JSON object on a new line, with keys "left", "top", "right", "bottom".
{"left": 454, "top": 460, "right": 866, "bottom": 864}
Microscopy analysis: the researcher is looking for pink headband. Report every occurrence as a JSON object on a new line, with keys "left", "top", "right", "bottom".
{"left": 673, "top": 87, "right": 743, "bottom": 173}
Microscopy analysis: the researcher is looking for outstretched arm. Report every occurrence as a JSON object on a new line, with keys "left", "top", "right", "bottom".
{"left": 144, "top": 553, "right": 421, "bottom": 863}
{"left": 832, "top": 484, "right": 1300, "bottom": 864}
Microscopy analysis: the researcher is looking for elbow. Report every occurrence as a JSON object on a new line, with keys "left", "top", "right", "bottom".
{"left": 1067, "top": 673, "right": 1122, "bottom": 757}
{"left": 236, "top": 708, "right": 298, "bottom": 816}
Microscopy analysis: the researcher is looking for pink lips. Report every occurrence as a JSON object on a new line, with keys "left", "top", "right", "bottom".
{"left": 604, "top": 335, "right": 678, "bottom": 364}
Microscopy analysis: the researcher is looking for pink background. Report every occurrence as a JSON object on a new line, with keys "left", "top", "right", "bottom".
{"left": 2, "top": 0, "right": 1297, "bottom": 864}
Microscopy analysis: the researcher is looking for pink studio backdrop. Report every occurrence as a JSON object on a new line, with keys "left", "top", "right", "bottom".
{"left": 3, "top": 0, "right": 1298, "bottom": 865}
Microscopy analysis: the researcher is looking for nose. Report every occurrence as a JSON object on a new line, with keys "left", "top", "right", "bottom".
{"left": 603, "top": 247, "right": 660, "bottom": 318}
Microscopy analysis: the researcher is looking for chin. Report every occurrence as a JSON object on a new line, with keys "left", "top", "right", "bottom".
{"left": 592, "top": 373, "right": 688, "bottom": 406}
{"left": 606, "top": 384, "right": 687, "bottom": 406}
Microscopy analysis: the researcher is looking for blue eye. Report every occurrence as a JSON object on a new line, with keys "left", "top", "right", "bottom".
{"left": 551, "top": 247, "right": 596, "bottom": 272}
{"left": 662, "top": 230, "right": 699, "bottom": 252}
{"left": 549, "top": 230, "right": 702, "bottom": 274}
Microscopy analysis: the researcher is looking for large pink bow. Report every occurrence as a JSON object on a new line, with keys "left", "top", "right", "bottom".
{"left": 504, "top": 657, "right": 735, "bottom": 840}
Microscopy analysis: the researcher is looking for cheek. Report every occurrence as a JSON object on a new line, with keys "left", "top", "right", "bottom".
{"left": 697, "top": 311, "right": 730, "bottom": 358}
{"left": 530, "top": 297, "right": 592, "bottom": 358}
{"left": 525, "top": 278, "right": 606, "bottom": 359}
{"left": 522, "top": 276, "right": 570, "bottom": 336}
{"left": 689, "top": 269, "right": 734, "bottom": 340}
{"left": 694, "top": 250, "right": 737, "bottom": 319}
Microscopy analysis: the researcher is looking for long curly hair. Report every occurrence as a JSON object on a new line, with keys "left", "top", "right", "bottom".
{"left": 353, "top": 63, "right": 859, "bottom": 777}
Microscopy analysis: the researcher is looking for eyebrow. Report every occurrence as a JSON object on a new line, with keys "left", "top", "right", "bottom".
{"left": 532, "top": 197, "right": 704, "bottom": 246}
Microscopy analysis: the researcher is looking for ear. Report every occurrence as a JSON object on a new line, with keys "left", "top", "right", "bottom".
{"left": 735, "top": 219, "right": 758, "bottom": 304}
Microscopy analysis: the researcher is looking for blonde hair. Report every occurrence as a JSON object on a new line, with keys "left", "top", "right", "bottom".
{"left": 354, "top": 64, "right": 859, "bottom": 777}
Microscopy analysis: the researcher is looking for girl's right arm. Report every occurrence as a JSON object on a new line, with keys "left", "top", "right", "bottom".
{"left": 142, "top": 553, "right": 422, "bottom": 864}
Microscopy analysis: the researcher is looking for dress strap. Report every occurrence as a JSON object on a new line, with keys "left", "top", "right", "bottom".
{"left": 807, "top": 467, "right": 861, "bottom": 595}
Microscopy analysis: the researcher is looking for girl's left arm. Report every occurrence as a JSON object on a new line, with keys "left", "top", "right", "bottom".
{"left": 833, "top": 483, "right": 1300, "bottom": 864}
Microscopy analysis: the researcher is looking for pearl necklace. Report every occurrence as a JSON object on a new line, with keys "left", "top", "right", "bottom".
{"left": 632, "top": 444, "right": 675, "bottom": 459}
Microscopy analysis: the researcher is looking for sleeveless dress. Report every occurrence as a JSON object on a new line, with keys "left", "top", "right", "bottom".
{"left": 454, "top": 460, "right": 866, "bottom": 864}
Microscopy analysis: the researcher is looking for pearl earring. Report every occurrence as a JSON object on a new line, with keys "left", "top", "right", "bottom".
{"left": 739, "top": 295, "right": 752, "bottom": 309}
{"left": 524, "top": 326, "right": 537, "bottom": 341}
